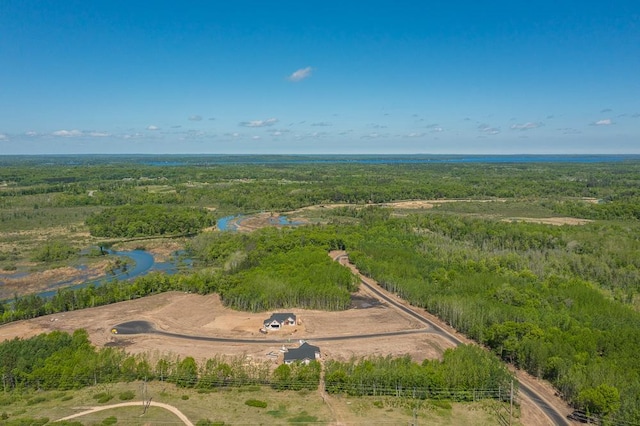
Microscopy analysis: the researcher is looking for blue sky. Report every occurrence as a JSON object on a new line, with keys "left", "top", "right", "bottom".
{"left": 1, "top": 1, "right": 639, "bottom": 154}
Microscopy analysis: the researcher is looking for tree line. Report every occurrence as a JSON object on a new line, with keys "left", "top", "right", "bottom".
{"left": 324, "top": 345, "right": 514, "bottom": 400}
{"left": 85, "top": 205, "right": 215, "bottom": 238}
{"left": 0, "top": 330, "right": 514, "bottom": 401}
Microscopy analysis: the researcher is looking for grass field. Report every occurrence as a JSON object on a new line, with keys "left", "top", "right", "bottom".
{"left": 0, "top": 381, "right": 517, "bottom": 425}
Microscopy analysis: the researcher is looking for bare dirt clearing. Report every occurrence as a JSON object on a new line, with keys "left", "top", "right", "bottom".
{"left": 0, "top": 289, "right": 451, "bottom": 365}
{"left": 501, "top": 217, "right": 592, "bottom": 226}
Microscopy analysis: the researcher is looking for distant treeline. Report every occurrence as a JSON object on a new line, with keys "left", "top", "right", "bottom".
{"left": 3, "top": 161, "right": 640, "bottom": 220}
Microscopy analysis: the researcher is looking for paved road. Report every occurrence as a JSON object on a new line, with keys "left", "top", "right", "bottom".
{"left": 335, "top": 254, "right": 570, "bottom": 426}
{"left": 110, "top": 254, "right": 571, "bottom": 426}
{"left": 112, "top": 320, "right": 432, "bottom": 343}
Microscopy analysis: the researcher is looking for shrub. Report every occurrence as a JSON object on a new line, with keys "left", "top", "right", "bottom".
{"left": 118, "top": 390, "right": 135, "bottom": 401}
{"left": 3, "top": 418, "right": 49, "bottom": 426}
{"left": 102, "top": 416, "right": 117, "bottom": 425}
{"left": 181, "top": 394, "right": 190, "bottom": 400}
{"left": 244, "top": 399, "right": 267, "bottom": 408}
{"left": 431, "top": 400, "right": 452, "bottom": 410}
{"left": 196, "top": 420, "right": 225, "bottom": 426}
{"left": 93, "top": 392, "right": 113, "bottom": 403}
{"left": 26, "top": 396, "right": 47, "bottom": 405}
{"left": 31, "top": 241, "right": 77, "bottom": 262}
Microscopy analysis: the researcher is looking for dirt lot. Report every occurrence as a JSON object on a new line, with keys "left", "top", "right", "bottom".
{"left": 501, "top": 217, "right": 592, "bottom": 226}
{"left": 0, "top": 288, "right": 453, "bottom": 365}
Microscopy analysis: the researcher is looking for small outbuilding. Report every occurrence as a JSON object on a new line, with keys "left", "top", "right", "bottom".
{"left": 263, "top": 313, "right": 297, "bottom": 330}
{"left": 283, "top": 342, "right": 321, "bottom": 365}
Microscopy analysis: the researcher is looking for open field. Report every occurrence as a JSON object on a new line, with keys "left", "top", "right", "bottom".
{"left": 0, "top": 381, "right": 514, "bottom": 425}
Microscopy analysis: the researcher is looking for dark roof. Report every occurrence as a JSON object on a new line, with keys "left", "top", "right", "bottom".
{"left": 283, "top": 342, "right": 320, "bottom": 363}
{"left": 264, "top": 313, "right": 296, "bottom": 324}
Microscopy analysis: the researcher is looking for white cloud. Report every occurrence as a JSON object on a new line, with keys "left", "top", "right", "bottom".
{"left": 188, "top": 115, "right": 203, "bottom": 121}
{"left": 120, "top": 132, "right": 144, "bottom": 139}
{"left": 25, "top": 131, "right": 38, "bottom": 136}
{"left": 146, "top": 125, "right": 160, "bottom": 131}
{"left": 239, "top": 118, "right": 278, "bottom": 128}
{"left": 0, "top": 134, "right": 7, "bottom": 140}
{"left": 252, "top": 135, "right": 261, "bottom": 140}
{"left": 311, "top": 122, "right": 332, "bottom": 127}
{"left": 288, "top": 66, "right": 313, "bottom": 82}
{"left": 477, "top": 124, "right": 500, "bottom": 135}
{"left": 89, "top": 131, "right": 110, "bottom": 137}
{"left": 510, "top": 122, "right": 543, "bottom": 131}
{"left": 591, "top": 118, "right": 613, "bottom": 126}
{"left": 52, "top": 129, "right": 83, "bottom": 137}
{"left": 405, "top": 132, "right": 425, "bottom": 138}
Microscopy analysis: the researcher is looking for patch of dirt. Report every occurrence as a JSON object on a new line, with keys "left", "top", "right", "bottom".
{"left": 230, "top": 212, "right": 309, "bottom": 232}
{"left": 0, "top": 288, "right": 448, "bottom": 366}
{"left": 502, "top": 217, "right": 592, "bottom": 226}
{"left": 382, "top": 199, "right": 506, "bottom": 209}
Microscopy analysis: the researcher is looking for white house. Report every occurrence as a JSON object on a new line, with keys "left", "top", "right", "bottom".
{"left": 263, "top": 313, "right": 297, "bottom": 330}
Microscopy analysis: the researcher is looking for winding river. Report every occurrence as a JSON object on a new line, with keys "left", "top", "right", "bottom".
{"left": 0, "top": 249, "right": 190, "bottom": 301}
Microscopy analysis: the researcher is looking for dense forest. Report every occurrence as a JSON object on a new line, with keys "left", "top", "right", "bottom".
{"left": 85, "top": 205, "right": 215, "bottom": 237}
{"left": 3, "top": 157, "right": 640, "bottom": 423}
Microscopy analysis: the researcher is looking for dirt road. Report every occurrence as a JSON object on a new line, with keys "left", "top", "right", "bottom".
{"left": 56, "top": 400, "right": 194, "bottom": 425}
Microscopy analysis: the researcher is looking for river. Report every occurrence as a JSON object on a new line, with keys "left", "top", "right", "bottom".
{"left": 0, "top": 249, "right": 190, "bottom": 301}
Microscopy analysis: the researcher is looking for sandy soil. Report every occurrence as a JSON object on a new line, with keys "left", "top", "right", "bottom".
{"left": 0, "top": 288, "right": 450, "bottom": 366}
{"left": 223, "top": 212, "right": 310, "bottom": 232}
{"left": 501, "top": 217, "right": 592, "bottom": 226}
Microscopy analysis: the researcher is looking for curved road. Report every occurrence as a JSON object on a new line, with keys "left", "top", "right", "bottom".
{"left": 56, "top": 401, "right": 194, "bottom": 425}
{"left": 110, "top": 254, "right": 570, "bottom": 426}
{"left": 112, "top": 320, "right": 433, "bottom": 343}
{"left": 334, "top": 254, "right": 570, "bottom": 426}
